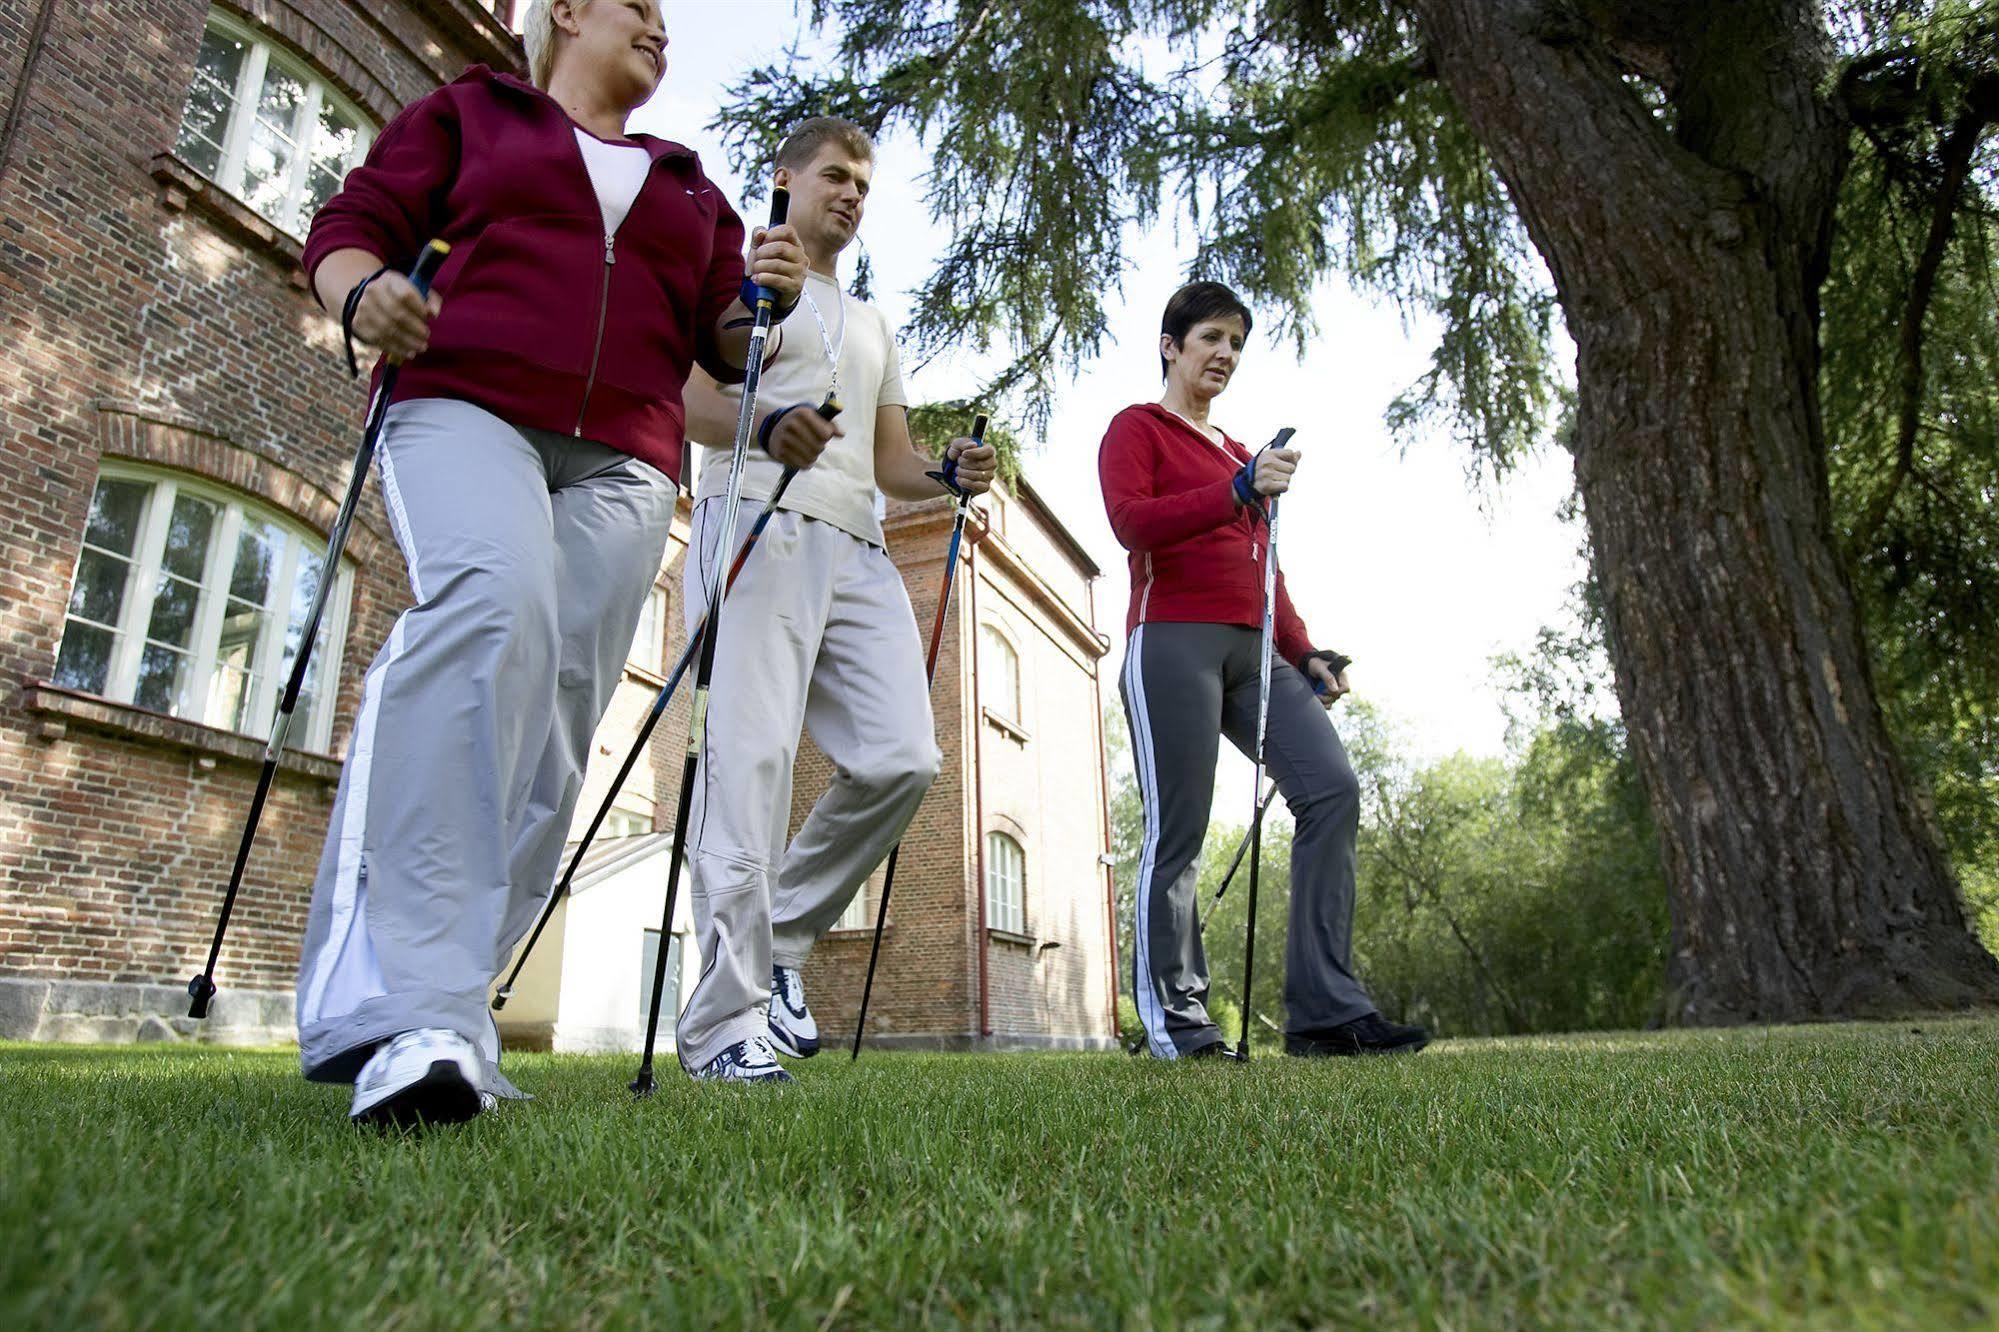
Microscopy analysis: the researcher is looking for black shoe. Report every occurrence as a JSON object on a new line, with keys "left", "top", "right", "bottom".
{"left": 1185, "top": 1039, "right": 1235, "bottom": 1060}
{"left": 1285, "top": 1013, "right": 1430, "bottom": 1058}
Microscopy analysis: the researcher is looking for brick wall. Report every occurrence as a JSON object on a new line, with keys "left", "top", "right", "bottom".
{"left": 0, "top": 1, "right": 519, "bottom": 1004}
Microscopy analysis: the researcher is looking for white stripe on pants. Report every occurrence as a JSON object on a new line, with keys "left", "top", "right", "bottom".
{"left": 295, "top": 398, "right": 677, "bottom": 1089}
{"left": 675, "top": 502, "right": 939, "bottom": 1071}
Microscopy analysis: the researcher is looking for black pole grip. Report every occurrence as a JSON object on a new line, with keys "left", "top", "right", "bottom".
{"left": 767, "top": 185, "right": 790, "bottom": 228}
{"left": 409, "top": 239, "right": 449, "bottom": 296}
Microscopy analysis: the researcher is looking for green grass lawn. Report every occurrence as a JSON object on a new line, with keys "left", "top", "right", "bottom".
{"left": 4, "top": 1021, "right": 1997, "bottom": 1329}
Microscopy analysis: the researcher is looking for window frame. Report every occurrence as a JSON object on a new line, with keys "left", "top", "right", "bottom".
{"left": 178, "top": 10, "right": 376, "bottom": 239}
{"left": 980, "top": 620, "right": 1024, "bottom": 729}
{"left": 58, "top": 463, "right": 355, "bottom": 753}
{"left": 984, "top": 830, "right": 1027, "bottom": 936}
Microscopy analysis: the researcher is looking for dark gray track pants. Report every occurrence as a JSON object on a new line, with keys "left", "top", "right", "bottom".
{"left": 1120, "top": 621, "right": 1375, "bottom": 1057}
{"left": 295, "top": 399, "right": 677, "bottom": 1089}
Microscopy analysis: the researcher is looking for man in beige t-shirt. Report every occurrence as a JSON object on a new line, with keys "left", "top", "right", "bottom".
{"left": 674, "top": 117, "right": 998, "bottom": 1082}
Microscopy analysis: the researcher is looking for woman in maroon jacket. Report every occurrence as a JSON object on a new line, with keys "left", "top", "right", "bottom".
{"left": 1101, "top": 281, "right": 1428, "bottom": 1061}
{"left": 292, "top": 0, "right": 806, "bottom": 1125}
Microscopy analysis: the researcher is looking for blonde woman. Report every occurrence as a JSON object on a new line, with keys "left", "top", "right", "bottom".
{"left": 293, "top": 0, "right": 805, "bottom": 1126}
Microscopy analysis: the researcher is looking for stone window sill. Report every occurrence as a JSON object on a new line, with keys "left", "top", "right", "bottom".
{"left": 149, "top": 153, "right": 309, "bottom": 289}
{"left": 983, "top": 708, "right": 1030, "bottom": 744}
{"left": 824, "top": 925, "right": 891, "bottom": 939}
{"left": 988, "top": 927, "right": 1039, "bottom": 948}
{"left": 24, "top": 681, "right": 343, "bottom": 784}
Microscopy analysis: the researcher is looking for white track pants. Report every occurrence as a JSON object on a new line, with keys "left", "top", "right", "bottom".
{"left": 675, "top": 501, "right": 939, "bottom": 1070}
{"left": 295, "top": 399, "right": 676, "bottom": 1090}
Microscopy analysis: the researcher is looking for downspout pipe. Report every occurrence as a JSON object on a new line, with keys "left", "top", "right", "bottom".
{"left": 1088, "top": 578, "right": 1121, "bottom": 1040}
{"left": 968, "top": 528, "right": 991, "bottom": 1040}
{"left": 0, "top": 0, "right": 60, "bottom": 193}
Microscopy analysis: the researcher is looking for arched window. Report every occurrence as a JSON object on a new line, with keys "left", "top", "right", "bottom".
{"left": 53, "top": 466, "right": 355, "bottom": 752}
{"left": 985, "top": 831, "right": 1025, "bottom": 935}
{"left": 981, "top": 622, "right": 1022, "bottom": 727}
{"left": 175, "top": 11, "right": 377, "bottom": 238}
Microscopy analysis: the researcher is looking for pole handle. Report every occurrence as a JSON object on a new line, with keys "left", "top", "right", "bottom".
{"left": 749, "top": 186, "right": 791, "bottom": 310}
{"left": 929, "top": 410, "right": 987, "bottom": 495}
{"left": 409, "top": 239, "right": 450, "bottom": 296}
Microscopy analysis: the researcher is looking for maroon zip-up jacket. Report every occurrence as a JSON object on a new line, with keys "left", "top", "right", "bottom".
{"left": 301, "top": 65, "right": 748, "bottom": 480}
{"left": 1099, "top": 403, "right": 1317, "bottom": 668}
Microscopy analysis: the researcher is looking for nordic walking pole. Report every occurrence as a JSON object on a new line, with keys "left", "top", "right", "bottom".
{"left": 492, "top": 396, "right": 839, "bottom": 1012}
{"left": 631, "top": 187, "right": 791, "bottom": 1096}
{"left": 850, "top": 412, "right": 987, "bottom": 1060}
{"left": 1197, "top": 783, "right": 1277, "bottom": 931}
{"left": 186, "top": 240, "right": 450, "bottom": 1020}
{"left": 1236, "top": 426, "right": 1296, "bottom": 1060}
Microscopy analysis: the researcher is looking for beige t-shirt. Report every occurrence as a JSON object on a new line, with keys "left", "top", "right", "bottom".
{"left": 692, "top": 269, "right": 909, "bottom": 547}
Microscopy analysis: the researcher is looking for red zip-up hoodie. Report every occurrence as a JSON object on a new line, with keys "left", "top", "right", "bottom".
{"left": 301, "top": 65, "right": 748, "bottom": 481}
{"left": 1099, "top": 403, "right": 1317, "bottom": 668}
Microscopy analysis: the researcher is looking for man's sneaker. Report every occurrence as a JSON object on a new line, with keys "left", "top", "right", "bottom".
{"left": 350, "top": 1028, "right": 485, "bottom": 1128}
{"left": 1186, "top": 1038, "right": 1236, "bottom": 1060}
{"left": 1285, "top": 1012, "right": 1431, "bottom": 1058}
{"left": 767, "top": 965, "right": 820, "bottom": 1058}
{"left": 689, "top": 1035, "right": 795, "bottom": 1085}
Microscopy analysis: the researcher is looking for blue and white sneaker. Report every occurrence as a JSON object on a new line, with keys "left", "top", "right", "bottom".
{"left": 689, "top": 1034, "right": 794, "bottom": 1084}
{"left": 349, "top": 1027, "right": 485, "bottom": 1129}
{"left": 767, "top": 965, "right": 820, "bottom": 1058}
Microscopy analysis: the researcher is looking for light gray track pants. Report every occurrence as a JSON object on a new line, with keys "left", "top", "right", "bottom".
{"left": 675, "top": 501, "right": 939, "bottom": 1071}
{"left": 296, "top": 398, "right": 677, "bottom": 1089}
{"left": 1120, "top": 621, "right": 1376, "bottom": 1058}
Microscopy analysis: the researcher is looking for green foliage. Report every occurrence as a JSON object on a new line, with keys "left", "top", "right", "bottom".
{"left": 1821, "top": 1, "right": 1999, "bottom": 936}
{"left": 904, "top": 399, "right": 1025, "bottom": 484}
{"left": 1105, "top": 693, "right": 1668, "bottom": 1043}
{"left": 713, "top": 1, "right": 1560, "bottom": 465}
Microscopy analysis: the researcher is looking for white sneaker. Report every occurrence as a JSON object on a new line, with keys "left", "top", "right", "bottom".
{"left": 689, "top": 1035, "right": 794, "bottom": 1084}
{"left": 349, "top": 1028, "right": 485, "bottom": 1128}
{"left": 768, "top": 965, "right": 820, "bottom": 1059}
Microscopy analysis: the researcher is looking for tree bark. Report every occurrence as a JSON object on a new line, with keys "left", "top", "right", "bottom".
{"left": 1407, "top": 0, "right": 1999, "bottom": 1022}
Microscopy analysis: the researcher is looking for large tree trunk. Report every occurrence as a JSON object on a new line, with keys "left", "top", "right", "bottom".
{"left": 1408, "top": 0, "right": 1999, "bottom": 1021}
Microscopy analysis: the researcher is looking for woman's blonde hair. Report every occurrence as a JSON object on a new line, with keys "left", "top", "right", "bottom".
{"left": 520, "top": 0, "right": 591, "bottom": 89}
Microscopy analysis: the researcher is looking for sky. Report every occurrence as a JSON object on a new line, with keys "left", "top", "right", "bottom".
{"left": 628, "top": 1, "right": 1587, "bottom": 770}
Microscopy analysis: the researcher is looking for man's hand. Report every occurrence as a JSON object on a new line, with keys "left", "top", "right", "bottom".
{"left": 762, "top": 401, "right": 840, "bottom": 470}
{"left": 748, "top": 223, "right": 808, "bottom": 308}
{"left": 944, "top": 436, "right": 999, "bottom": 495}
{"left": 1306, "top": 657, "right": 1350, "bottom": 707}
{"left": 351, "top": 272, "right": 442, "bottom": 363}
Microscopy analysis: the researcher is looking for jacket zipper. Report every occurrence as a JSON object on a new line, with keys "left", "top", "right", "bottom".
{"left": 574, "top": 231, "right": 615, "bottom": 436}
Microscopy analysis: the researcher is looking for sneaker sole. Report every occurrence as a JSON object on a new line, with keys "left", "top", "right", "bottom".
{"left": 767, "top": 1026, "right": 820, "bottom": 1059}
{"left": 351, "top": 1059, "right": 484, "bottom": 1129}
{"left": 1284, "top": 1037, "right": 1431, "bottom": 1058}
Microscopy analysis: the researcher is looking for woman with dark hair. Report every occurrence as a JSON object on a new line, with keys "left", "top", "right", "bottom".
{"left": 292, "top": 0, "right": 806, "bottom": 1125}
{"left": 1100, "top": 280, "right": 1428, "bottom": 1060}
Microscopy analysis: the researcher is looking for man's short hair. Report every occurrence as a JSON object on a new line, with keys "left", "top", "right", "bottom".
{"left": 1159, "top": 281, "right": 1254, "bottom": 380}
{"left": 775, "top": 117, "right": 876, "bottom": 172}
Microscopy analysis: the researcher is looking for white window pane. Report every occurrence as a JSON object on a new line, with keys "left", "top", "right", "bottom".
{"left": 159, "top": 492, "right": 218, "bottom": 583}
{"left": 209, "top": 598, "right": 269, "bottom": 731}
{"left": 231, "top": 517, "right": 282, "bottom": 606}
{"left": 240, "top": 66, "right": 305, "bottom": 222}
{"left": 627, "top": 587, "right": 666, "bottom": 674}
{"left": 53, "top": 621, "right": 117, "bottom": 695}
{"left": 68, "top": 548, "right": 132, "bottom": 627}
{"left": 144, "top": 573, "right": 204, "bottom": 650}
{"left": 175, "top": 27, "right": 246, "bottom": 177}
{"left": 83, "top": 478, "right": 150, "bottom": 557}
{"left": 640, "top": 930, "right": 683, "bottom": 1027}
{"left": 135, "top": 642, "right": 196, "bottom": 716}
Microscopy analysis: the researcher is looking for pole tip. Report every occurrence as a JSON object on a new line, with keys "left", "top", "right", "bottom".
{"left": 186, "top": 974, "right": 215, "bottom": 1020}
{"left": 490, "top": 987, "right": 511, "bottom": 1011}
{"left": 629, "top": 1069, "right": 658, "bottom": 1098}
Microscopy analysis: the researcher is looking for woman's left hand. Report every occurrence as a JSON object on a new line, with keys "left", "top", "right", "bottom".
{"left": 945, "top": 437, "right": 999, "bottom": 495}
{"left": 1306, "top": 658, "right": 1350, "bottom": 707}
{"left": 748, "top": 224, "right": 808, "bottom": 306}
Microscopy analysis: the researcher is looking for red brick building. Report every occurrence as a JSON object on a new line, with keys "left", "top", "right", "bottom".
{"left": 0, "top": 0, "right": 1117, "bottom": 1051}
